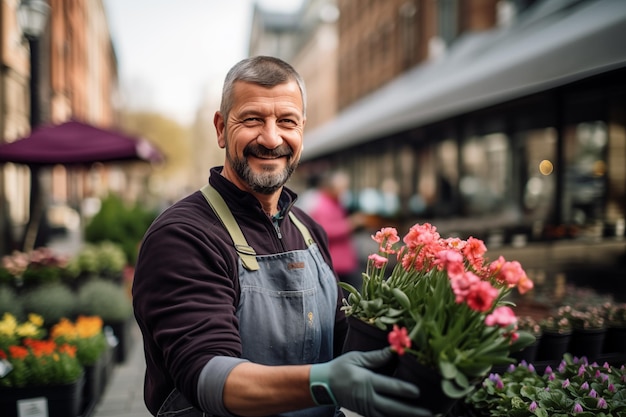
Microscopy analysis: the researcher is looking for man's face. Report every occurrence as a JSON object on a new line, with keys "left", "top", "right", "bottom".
{"left": 215, "top": 80, "right": 305, "bottom": 195}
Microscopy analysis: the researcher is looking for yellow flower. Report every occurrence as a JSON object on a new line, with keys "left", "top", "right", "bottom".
{"left": 0, "top": 313, "right": 17, "bottom": 337}
{"left": 28, "top": 313, "right": 44, "bottom": 328}
{"left": 16, "top": 322, "right": 40, "bottom": 338}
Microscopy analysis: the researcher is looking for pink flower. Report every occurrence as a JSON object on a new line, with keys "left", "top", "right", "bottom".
{"left": 462, "top": 237, "right": 487, "bottom": 270}
{"left": 368, "top": 253, "right": 388, "bottom": 269}
{"left": 403, "top": 223, "right": 439, "bottom": 249}
{"left": 485, "top": 306, "right": 517, "bottom": 327}
{"left": 371, "top": 227, "right": 399, "bottom": 254}
{"left": 466, "top": 280, "right": 499, "bottom": 312}
{"left": 388, "top": 325, "right": 411, "bottom": 355}
{"left": 450, "top": 271, "right": 480, "bottom": 304}
{"left": 435, "top": 249, "right": 464, "bottom": 278}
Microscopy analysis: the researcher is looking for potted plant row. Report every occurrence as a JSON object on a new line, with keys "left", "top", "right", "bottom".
{"left": 0, "top": 313, "right": 84, "bottom": 417}
{"left": 465, "top": 354, "right": 626, "bottom": 416}
{"left": 0, "top": 243, "right": 135, "bottom": 363}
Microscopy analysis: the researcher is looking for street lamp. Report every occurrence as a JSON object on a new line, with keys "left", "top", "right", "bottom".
{"left": 18, "top": 0, "right": 50, "bottom": 251}
{"left": 18, "top": 0, "right": 50, "bottom": 127}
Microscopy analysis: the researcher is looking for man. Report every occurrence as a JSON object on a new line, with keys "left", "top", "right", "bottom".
{"left": 132, "top": 56, "right": 431, "bottom": 417}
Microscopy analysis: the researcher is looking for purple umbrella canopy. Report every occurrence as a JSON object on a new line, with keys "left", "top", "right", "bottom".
{"left": 0, "top": 120, "right": 164, "bottom": 165}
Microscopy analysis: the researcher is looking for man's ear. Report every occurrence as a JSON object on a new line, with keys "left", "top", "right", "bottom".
{"left": 214, "top": 111, "right": 226, "bottom": 149}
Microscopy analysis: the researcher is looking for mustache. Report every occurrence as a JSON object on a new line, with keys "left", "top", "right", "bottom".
{"left": 244, "top": 144, "right": 293, "bottom": 159}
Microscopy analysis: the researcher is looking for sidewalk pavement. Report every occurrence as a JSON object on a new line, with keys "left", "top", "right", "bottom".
{"left": 91, "top": 322, "right": 151, "bottom": 417}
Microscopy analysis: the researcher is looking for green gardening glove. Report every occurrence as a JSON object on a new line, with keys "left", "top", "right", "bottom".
{"left": 309, "top": 348, "right": 433, "bottom": 417}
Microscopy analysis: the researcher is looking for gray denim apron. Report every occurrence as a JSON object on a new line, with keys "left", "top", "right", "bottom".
{"left": 156, "top": 185, "right": 340, "bottom": 417}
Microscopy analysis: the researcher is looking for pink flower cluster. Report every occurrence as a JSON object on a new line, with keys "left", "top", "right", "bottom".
{"left": 372, "top": 223, "right": 534, "bottom": 338}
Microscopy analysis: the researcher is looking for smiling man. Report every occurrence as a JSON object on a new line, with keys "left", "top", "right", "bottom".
{"left": 132, "top": 56, "right": 431, "bottom": 417}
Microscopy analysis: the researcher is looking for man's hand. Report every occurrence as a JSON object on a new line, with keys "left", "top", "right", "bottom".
{"left": 310, "top": 348, "right": 433, "bottom": 417}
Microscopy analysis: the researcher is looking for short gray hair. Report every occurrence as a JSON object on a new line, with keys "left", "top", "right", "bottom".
{"left": 220, "top": 56, "right": 307, "bottom": 121}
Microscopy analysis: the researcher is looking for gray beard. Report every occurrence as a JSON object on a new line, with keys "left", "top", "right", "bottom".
{"left": 225, "top": 142, "right": 298, "bottom": 195}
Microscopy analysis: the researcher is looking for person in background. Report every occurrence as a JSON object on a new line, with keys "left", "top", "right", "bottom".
{"left": 132, "top": 56, "right": 431, "bottom": 417}
{"left": 305, "top": 170, "right": 365, "bottom": 295}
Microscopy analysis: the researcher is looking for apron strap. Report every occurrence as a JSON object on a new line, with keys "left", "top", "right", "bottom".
{"left": 288, "top": 212, "right": 314, "bottom": 247}
{"left": 200, "top": 184, "right": 260, "bottom": 271}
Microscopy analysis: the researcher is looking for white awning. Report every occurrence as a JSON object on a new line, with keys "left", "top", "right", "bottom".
{"left": 302, "top": 0, "right": 626, "bottom": 160}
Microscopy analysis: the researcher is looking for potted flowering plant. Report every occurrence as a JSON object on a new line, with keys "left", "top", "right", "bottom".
{"left": 340, "top": 223, "right": 536, "bottom": 414}
{"left": 0, "top": 248, "right": 69, "bottom": 289}
{"left": 562, "top": 305, "right": 607, "bottom": 362}
{"left": 466, "top": 354, "right": 626, "bottom": 416}
{"left": 536, "top": 307, "right": 573, "bottom": 362}
{"left": 0, "top": 314, "right": 84, "bottom": 417}
{"left": 50, "top": 316, "right": 108, "bottom": 367}
{"left": 51, "top": 316, "right": 111, "bottom": 411}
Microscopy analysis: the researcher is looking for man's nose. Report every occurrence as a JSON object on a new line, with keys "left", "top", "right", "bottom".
{"left": 257, "top": 120, "right": 282, "bottom": 149}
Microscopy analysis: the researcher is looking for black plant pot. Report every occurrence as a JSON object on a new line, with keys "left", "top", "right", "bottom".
{"left": 569, "top": 327, "right": 606, "bottom": 362}
{"left": 105, "top": 317, "right": 135, "bottom": 364}
{"left": 0, "top": 374, "right": 84, "bottom": 417}
{"left": 342, "top": 316, "right": 396, "bottom": 375}
{"left": 536, "top": 331, "right": 571, "bottom": 362}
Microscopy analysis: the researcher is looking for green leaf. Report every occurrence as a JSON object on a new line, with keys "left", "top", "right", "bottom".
{"left": 441, "top": 379, "right": 476, "bottom": 399}
{"left": 439, "top": 360, "right": 457, "bottom": 379}
{"left": 509, "top": 330, "right": 536, "bottom": 353}
{"left": 391, "top": 288, "right": 411, "bottom": 310}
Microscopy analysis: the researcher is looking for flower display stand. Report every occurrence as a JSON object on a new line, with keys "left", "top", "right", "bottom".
{"left": 0, "top": 374, "right": 84, "bottom": 417}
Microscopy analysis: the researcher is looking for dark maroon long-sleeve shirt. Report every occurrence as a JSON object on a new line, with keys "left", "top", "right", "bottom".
{"left": 132, "top": 167, "right": 348, "bottom": 415}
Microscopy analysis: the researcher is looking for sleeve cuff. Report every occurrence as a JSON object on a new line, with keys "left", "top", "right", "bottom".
{"left": 197, "top": 356, "right": 250, "bottom": 416}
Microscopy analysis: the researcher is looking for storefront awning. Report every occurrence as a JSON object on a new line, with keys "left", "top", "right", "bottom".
{"left": 302, "top": 0, "right": 626, "bottom": 160}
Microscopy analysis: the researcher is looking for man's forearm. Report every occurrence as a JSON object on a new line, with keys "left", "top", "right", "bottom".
{"left": 223, "top": 362, "right": 317, "bottom": 416}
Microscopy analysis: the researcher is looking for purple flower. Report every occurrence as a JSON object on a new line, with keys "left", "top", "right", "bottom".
{"left": 529, "top": 401, "right": 538, "bottom": 412}
{"left": 495, "top": 378, "right": 504, "bottom": 390}
{"left": 558, "top": 361, "right": 567, "bottom": 373}
{"left": 507, "top": 364, "right": 516, "bottom": 373}
{"left": 608, "top": 383, "right": 615, "bottom": 392}
{"left": 544, "top": 365, "right": 553, "bottom": 375}
{"left": 581, "top": 382, "right": 589, "bottom": 390}
{"left": 572, "top": 403, "right": 583, "bottom": 414}
{"left": 578, "top": 365, "right": 586, "bottom": 377}
{"left": 597, "top": 397, "right": 608, "bottom": 409}
{"left": 528, "top": 363, "right": 536, "bottom": 373}
{"left": 589, "top": 388, "right": 597, "bottom": 398}
{"left": 562, "top": 379, "right": 570, "bottom": 389}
